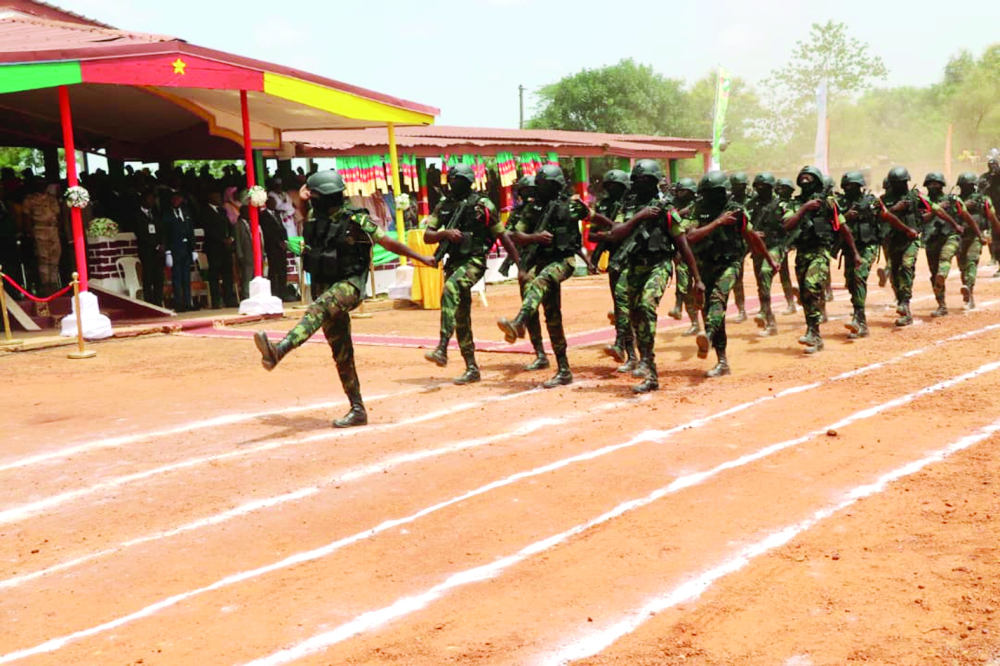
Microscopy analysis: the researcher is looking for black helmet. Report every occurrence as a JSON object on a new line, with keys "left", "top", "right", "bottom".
{"left": 448, "top": 163, "right": 476, "bottom": 184}
{"left": 887, "top": 166, "right": 911, "bottom": 184}
{"left": 631, "top": 159, "right": 664, "bottom": 182}
{"left": 515, "top": 175, "right": 536, "bottom": 190}
{"left": 796, "top": 165, "right": 824, "bottom": 188}
{"left": 536, "top": 164, "right": 566, "bottom": 188}
{"left": 957, "top": 172, "right": 979, "bottom": 189}
{"left": 923, "top": 171, "right": 946, "bottom": 187}
{"left": 603, "top": 169, "right": 630, "bottom": 188}
{"left": 775, "top": 177, "right": 794, "bottom": 192}
{"left": 823, "top": 175, "right": 835, "bottom": 190}
{"left": 698, "top": 170, "right": 730, "bottom": 193}
{"left": 841, "top": 171, "right": 866, "bottom": 189}
{"left": 752, "top": 172, "right": 776, "bottom": 188}
{"left": 675, "top": 177, "right": 698, "bottom": 194}
{"left": 729, "top": 171, "right": 749, "bottom": 186}
{"left": 306, "top": 169, "right": 346, "bottom": 195}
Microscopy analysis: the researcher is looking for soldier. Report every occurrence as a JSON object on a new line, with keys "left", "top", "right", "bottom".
{"left": 500, "top": 175, "right": 549, "bottom": 371}
{"left": 922, "top": 172, "right": 975, "bottom": 317}
{"left": 956, "top": 171, "right": 997, "bottom": 309}
{"left": 423, "top": 164, "right": 521, "bottom": 384}
{"left": 782, "top": 166, "right": 862, "bottom": 353}
{"left": 588, "top": 169, "right": 636, "bottom": 372}
{"left": 497, "top": 164, "right": 588, "bottom": 388}
{"left": 879, "top": 167, "right": 927, "bottom": 326}
{"left": 253, "top": 170, "right": 436, "bottom": 428}
{"left": 729, "top": 171, "right": 750, "bottom": 323}
{"left": 666, "top": 178, "right": 702, "bottom": 336}
{"left": 747, "top": 172, "right": 787, "bottom": 336}
{"left": 837, "top": 171, "right": 882, "bottom": 338}
{"left": 979, "top": 153, "right": 1000, "bottom": 271}
{"left": 774, "top": 177, "right": 798, "bottom": 314}
{"left": 684, "top": 171, "right": 777, "bottom": 377}
{"left": 599, "top": 161, "right": 703, "bottom": 392}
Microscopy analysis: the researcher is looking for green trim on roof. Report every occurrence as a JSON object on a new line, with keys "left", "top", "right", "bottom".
{"left": 0, "top": 61, "right": 82, "bottom": 94}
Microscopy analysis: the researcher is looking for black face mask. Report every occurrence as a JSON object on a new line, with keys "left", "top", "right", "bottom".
{"left": 604, "top": 183, "right": 626, "bottom": 202}
{"left": 449, "top": 178, "right": 472, "bottom": 199}
{"left": 631, "top": 177, "right": 657, "bottom": 200}
{"left": 753, "top": 186, "right": 773, "bottom": 202}
{"left": 890, "top": 182, "right": 909, "bottom": 197}
{"left": 674, "top": 192, "right": 694, "bottom": 207}
{"left": 799, "top": 179, "right": 820, "bottom": 196}
{"left": 700, "top": 189, "right": 728, "bottom": 212}
{"left": 536, "top": 180, "right": 561, "bottom": 201}
{"left": 314, "top": 192, "right": 344, "bottom": 215}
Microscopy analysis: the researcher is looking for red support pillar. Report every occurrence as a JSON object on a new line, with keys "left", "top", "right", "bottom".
{"left": 416, "top": 158, "right": 430, "bottom": 216}
{"left": 241, "top": 90, "right": 263, "bottom": 278}
{"left": 58, "top": 86, "right": 88, "bottom": 291}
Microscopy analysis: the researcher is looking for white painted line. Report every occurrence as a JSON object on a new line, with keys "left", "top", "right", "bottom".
{"left": 0, "top": 387, "right": 427, "bottom": 474}
{"left": 228, "top": 361, "right": 1000, "bottom": 666}
{"left": 5, "top": 357, "right": 994, "bottom": 666}
{"left": 0, "top": 384, "right": 558, "bottom": 526}
{"left": 6, "top": 321, "right": 1000, "bottom": 591}
{"left": 542, "top": 418, "right": 1000, "bottom": 665}
{"left": 0, "top": 399, "right": 632, "bottom": 591}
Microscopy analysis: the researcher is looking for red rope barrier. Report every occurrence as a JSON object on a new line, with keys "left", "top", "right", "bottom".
{"left": 1, "top": 273, "right": 73, "bottom": 303}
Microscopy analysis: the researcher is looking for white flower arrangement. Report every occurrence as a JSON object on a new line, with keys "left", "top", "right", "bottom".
{"left": 88, "top": 218, "right": 119, "bottom": 239}
{"left": 247, "top": 185, "right": 268, "bottom": 208}
{"left": 65, "top": 185, "right": 90, "bottom": 209}
{"left": 395, "top": 193, "right": 411, "bottom": 210}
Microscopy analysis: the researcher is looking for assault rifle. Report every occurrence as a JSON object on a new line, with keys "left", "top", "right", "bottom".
{"left": 514, "top": 198, "right": 560, "bottom": 272}
{"left": 432, "top": 196, "right": 475, "bottom": 264}
{"left": 607, "top": 203, "right": 665, "bottom": 273}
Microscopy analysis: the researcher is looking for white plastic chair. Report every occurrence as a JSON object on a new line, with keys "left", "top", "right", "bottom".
{"left": 116, "top": 256, "right": 143, "bottom": 301}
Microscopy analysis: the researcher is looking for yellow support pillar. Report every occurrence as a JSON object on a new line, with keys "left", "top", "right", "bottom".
{"left": 386, "top": 123, "right": 407, "bottom": 266}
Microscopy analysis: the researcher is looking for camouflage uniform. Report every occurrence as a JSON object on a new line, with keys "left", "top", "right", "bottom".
{"left": 592, "top": 194, "right": 633, "bottom": 362}
{"left": 747, "top": 193, "right": 787, "bottom": 332}
{"left": 837, "top": 191, "right": 882, "bottom": 332}
{"left": 23, "top": 192, "right": 62, "bottom": 293}
{"left": 881, "top": 189, "right": 930, "bottom": 319}
{"left": 958, "top": 191, "right": 993, "bottom": 301}
{"left": 425, "top": 192, "right": 503, "bottom": 368}
{"left": 784, "top": 188, "right": 844, "bottom": 349}
{"left": 610, "top": 191, "right": 685, "bottom": 389}
{"left": 275, "top": 205, "right": 381, "bottom": 407}
{"left": 923, "top": 192, "right": 964, "bottom": 310}
{"left": 503, "top": 202, "right": 547, "bottom": 363}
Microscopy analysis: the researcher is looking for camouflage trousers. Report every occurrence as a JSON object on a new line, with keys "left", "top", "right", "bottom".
{"left": 519, "top": 259, "right": 574, "bottom": 358}
{"left": 795, "top": 250, "right": 831, "bottom": 328}
{"left": 733, "top": 253, "right": 748, "bottom": 309}
{"left": 700, "top": 259, "right": 741, "bottom": 352}
{"left": 280, "top": 280, "right": 363, "bottom": 400}
{"left": 627, "top": 260, "right": 672, "bottom": 362}
{"left": 608, "top": 266, "right": 633, "bottom": 351}
{"left": 674, "top": 260, "right": 699, "bottom": 320}
{"left": 844, "top": 244, "right": 880, "bottom": 310}
{"left": 887, "top": 239, "right": 920, "bottom": 305}
{"left": 752, "top": 245, "right": 789, "bottom": 314}
{"left": 518, "top": 277, "right": 546, "bottom": 355}
{"left": 958, "top": 234, "right": 984, "bottom": 291}
{"left": 925, "top": 233, "right": 961, "bottom": 302}
{"left": 34, "top": 226, "right": 62, "bottom": 293}
{"left": 780, "top": 252, "right": 795, "bottom": 300}
{"left": 439, "top": 257, "right": 486, "bottom": 358}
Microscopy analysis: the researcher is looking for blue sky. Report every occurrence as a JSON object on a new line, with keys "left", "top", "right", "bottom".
{"left": 69, "top": 0, "right": 1000, "bottom": 128}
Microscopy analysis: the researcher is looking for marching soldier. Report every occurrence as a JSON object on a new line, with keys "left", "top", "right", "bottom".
{"left": 423, "top": 164, "right": 521, "bottom": 384}
{"left": 837, "top": 171, "right": 881, "bottom": 338}
{"left": 921, "top": 172, "right": 973, "bottom": 317}
{"left": 747, "top": 173, "right": 787, "bottom": 336}
{"left": 253, "top": 170, "right": 436, "bottom": 428}
{"left": 956, "top": 171, "right": 997, "bottom": 309}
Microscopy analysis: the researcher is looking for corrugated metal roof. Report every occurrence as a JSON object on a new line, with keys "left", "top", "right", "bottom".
{"left": 0, "top": 0, "right": 113, "bottom": 28}
{"left": 284, "top": 128, "right": 702, "bottom": 160}
{"left": 392, "top": 125, "right": 711, "bottom": 150}
{"left": 0, "top": 15, "right": 173, "bottom": 54}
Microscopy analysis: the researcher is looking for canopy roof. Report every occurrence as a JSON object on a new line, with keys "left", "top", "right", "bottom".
{"left": 284, "top": 126, "right": 712, "bottom": 161}
{"left": 0, "top": 2, "right": 438, "bottom": 160}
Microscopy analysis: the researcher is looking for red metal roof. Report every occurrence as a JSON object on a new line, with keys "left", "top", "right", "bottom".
{"left": 285, "top": 127, "right": 704, "bottom": 161}
{"left": 0, "top": 13, "right": 440, "bottom": 118}
{"left": 0, "top": 0, "right": 112, "bottom": 28}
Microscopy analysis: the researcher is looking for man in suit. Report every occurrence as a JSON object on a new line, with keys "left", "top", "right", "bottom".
{"left": 133, "top": 189, "right": 166, "bottom": 306}
{"left": 259, "top": 196, "right": 289, "bottom": 301}
{"left": 165, "top": 191, "right": 195, "bottom": 312}
{"left": 199, "top": 189, "right": 237, "bottom": 308}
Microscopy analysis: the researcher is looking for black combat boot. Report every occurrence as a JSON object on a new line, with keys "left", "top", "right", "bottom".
{"left": 617, "top": 346, "right": 638, "bottom": 373}
{"left": 844, "top": 307, "right": 862, "bottom": 335}
{"left": 682, "top": 300, "right": 700, "bottom": 336}
{"left": 798, "top": 325, "right": 823, "bottom": 351}
{"left": 454, "top": 352, "right": 481, "bottom": 385}
{"left": 633, "top": 364, "right": 659, "bottom": 393}
{"left": 877, "top": 267, "right": 888, "bottom": 288}
{"left": 962, "top": 285, "right": 976, "bottom": 310}
{"left": 846, "top": 307, "right": 869, "bottom": 338}
{"left": 931, "top": 294, "right": 948, "bottom": 318}
{"left": 696, "top": 329, "right": 712, "bottom": 360}
{"left": 254, "top": 331, "right": 288, "bottom": 371}
{"left": 706, "top": 351, "right": 731, "bottom": 378}
{"left": 604, "top": 344, "right": 626, "bottom": 364}
{"left": 497, "top": 313, "right": 526, "bottom": 344}
{"left": 333, "top": 386, "right": 367, "bottom": 428}
{"left": 542, "top": 356, "right": 573, "bottom": 389}
{"left": 424, "top": 336, "right": 449, "bottom": 367}
{"left": 525, "top": 350, "right": 550, "bottom": 371}
{"left": 668, "top": 297, "right": 683, "bottom": 320}
{"left": 895, "top": 301, "right": 913, "bottom": 327}
{"left": 762, "top": 311, "right": 778, "bottom": 337}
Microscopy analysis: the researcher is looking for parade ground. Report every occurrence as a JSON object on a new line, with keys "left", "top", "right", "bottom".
{"left": 3, "top": 262, "right": 1000, "bottom": 666}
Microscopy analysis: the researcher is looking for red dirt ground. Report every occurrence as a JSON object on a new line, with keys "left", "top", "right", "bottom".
{"left": 2, "top": 257, "right": 1000, "bottom": 666}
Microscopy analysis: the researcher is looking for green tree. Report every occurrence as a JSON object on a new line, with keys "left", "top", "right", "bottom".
{"left": 527, "top": 58, "right": 691, "bottom": 136}
{"left": 0, "top": 147, "right": 44, "bottom": 172}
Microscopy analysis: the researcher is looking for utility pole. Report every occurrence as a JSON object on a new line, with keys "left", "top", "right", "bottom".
{"left": 518, "top": 84, "right": 525, "bottom": 129}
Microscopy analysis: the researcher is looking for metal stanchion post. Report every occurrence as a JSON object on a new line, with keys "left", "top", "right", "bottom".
{"left": 0, "top": 266, "right": 24, "bottom": 347}
{"left": 67, "top": 272, "right": 96, "bottom": 360}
